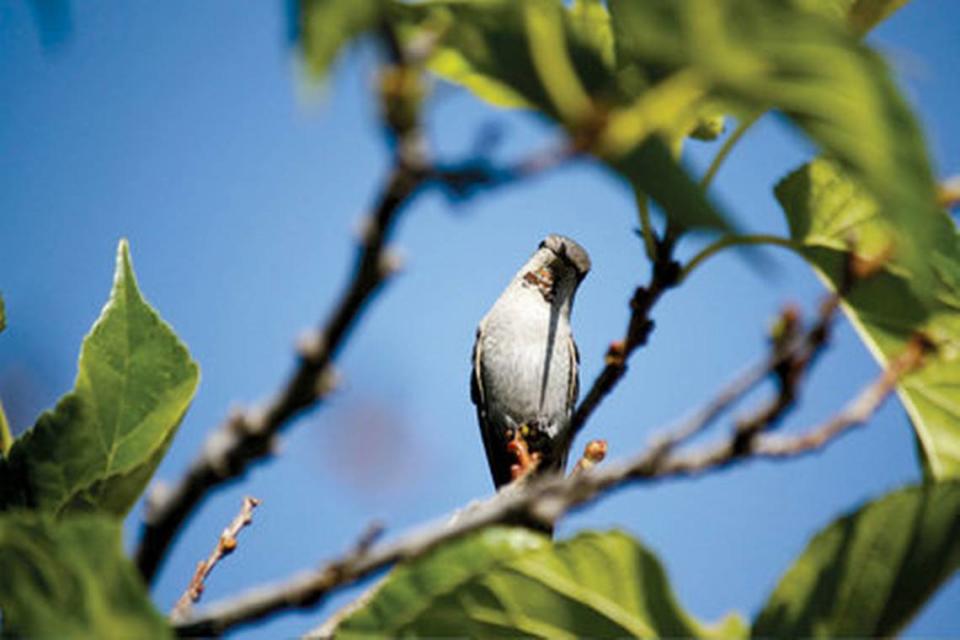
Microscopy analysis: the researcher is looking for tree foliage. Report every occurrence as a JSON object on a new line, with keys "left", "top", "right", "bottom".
{"left": 2, "top": 0, "right": 959, "bottom": 637}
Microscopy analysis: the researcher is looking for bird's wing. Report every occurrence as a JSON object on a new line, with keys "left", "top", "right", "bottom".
{"left": 566, "top": 334, "right": 580, "bottom": 414}
{"left": 471, "top": 322, "right": 514, "bottom": 488}
{"left": 470, "top": 323, "right": 485, "bottom": 408}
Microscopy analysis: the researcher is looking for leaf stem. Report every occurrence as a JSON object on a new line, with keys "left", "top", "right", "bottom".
{"left": 635, "top": 191, "right": 657, "bottom": 262}
{"left": 680, "top": 234, "right": 796, "bottom": 283}
{"left": 699, "top": 111, "right": 761, "bottom": 190}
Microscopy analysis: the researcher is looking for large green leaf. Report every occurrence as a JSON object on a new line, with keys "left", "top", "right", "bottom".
{"left": 0, "top": 512, "right": 170, "bottom": 638}
{"left": 609, "top": 0, "right": 940, "bottom": 296}
{"left": 336, "top": 528, "right": 746, "bottom": 638}
{"left": 299, "top": 0, "right": 384, "bottom": 79}
{"left": 777, "top": 159, "right": 960, "bottom": 478}
{"left": 0, "top": 240, "right": 199, "bottom": 515}
{"left": 754, "top": 481, "right": 960, "bottom": 637}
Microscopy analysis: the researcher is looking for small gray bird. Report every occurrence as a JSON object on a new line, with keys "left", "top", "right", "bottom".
{"left": 471, "top": 234, "right": 591, "bottom": 489}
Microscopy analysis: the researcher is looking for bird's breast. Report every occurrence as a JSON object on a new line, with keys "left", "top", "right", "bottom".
{"left": 478, "top": 298, "right": 574, "bottom": 435}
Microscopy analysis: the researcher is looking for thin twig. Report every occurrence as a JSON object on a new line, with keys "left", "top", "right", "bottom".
{"left": 568, "top": 230, "right": 681, "bottom": 444}
{"left": 754, "top": 333, "right": 932, "bottom": 458}
{"left": 699, "top": 110, "right": 761, "bottom": 190}
{"left": 170, "top": 496, "right": 261, "bottom": 622}
{"left": 175, "top": 306, "right": 926, "bottom": 637}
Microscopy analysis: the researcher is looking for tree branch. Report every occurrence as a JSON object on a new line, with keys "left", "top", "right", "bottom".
{"left": 170, "top": 496, "right": 261, "bottom": 622}
{"left": 135, "top": 148, "right": 427, "bottom": 583}
{"left": 175, "top": 285, "right": 928, "bottom": 636}
{"left": 568, "top": 229, "right": 681, "bottom": 444}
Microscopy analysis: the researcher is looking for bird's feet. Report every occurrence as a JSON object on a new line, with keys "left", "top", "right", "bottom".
{"left": 506, "top": 426, "right": 542, "bottom": 482}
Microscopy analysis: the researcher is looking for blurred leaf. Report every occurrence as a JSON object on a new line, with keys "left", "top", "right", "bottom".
{"left": 337, "top": 527, "right": 746, "bottom": 638}
{"left": 754, "top": 481, "right": 960, "bottom": 637}
{"left": 0, "top": 400, "right": 10, "bottom": 458}
{"left": 399, "top": 0, "right": 615, "bottom": 120}
{"left": 777, "top": 159, "right": 960, "bottom": 478}
{"left": 299, "top": 0, "right": 384, "bottom": 79}
{"left": 791, "top": 0, "right": 911, "bottom": 34}
{"left": 688, "top": 110, "right": 727, "bottom": 141}
{"left": 0, "top": 240, "right": 199, "bottom": 515}
{"left": 609, "top": 0, "right": 941, "bottom": 297}
{"left": 609, "top": 139, "right": 732, "bottom": 232}
{"left": 398, "top": 0, "right": 732, "bottom": 233}
{"left": 0, "top": 512, "right": 170, "bottom": 638}
{"left": 569, "top": 0, "right": 614, "bottom": 68}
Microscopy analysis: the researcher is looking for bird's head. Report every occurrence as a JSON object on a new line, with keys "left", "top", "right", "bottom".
{"left": 518, "top": 234, "right": 591, "bottom": 308}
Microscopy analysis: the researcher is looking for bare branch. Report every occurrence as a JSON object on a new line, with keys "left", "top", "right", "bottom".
{"left": 754, "top": 333, "right": 933, "bottom": 458}
{"left": 135, "top": 147, "right": 427, "bottom": 582}
{"left": 175, "top": 301, "right": 927, "bottom": 637}
{"left": 170, "top": 496, "right": 261, "bottom": 622}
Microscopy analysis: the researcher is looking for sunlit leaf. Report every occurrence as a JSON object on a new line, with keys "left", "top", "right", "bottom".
{"left": 754, "top": 481, "right": 960, "bottom": 637}
{"left": 0, "top": 512, "right": 171, "bottom": 638}
{"left": 299, "top": 0, "right": 384, "bottom": 80}
{"left": 777, "top": 159, "right": 960, "bottom": 478}
{"left": 609, "top": 0, "right": 940, "bottom": 297}
{"left": 337, "top": 527, "right": 746, "bottom": 638}
{"left": 0, "top": 400, "right": 10, "bottom": 458}
{"left": 399, "top": 0, "right": 615, "bottom": 121}
{"left": 0, "top": 240, "right": 200, "bottom": 515}
{"left": 791, "top": 0, "right": 911, "bottom": 34}
{"left": 569, "top": 0, "right": 614, "bottom": 69}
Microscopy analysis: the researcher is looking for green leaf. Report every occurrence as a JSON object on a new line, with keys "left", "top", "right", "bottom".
{"left": 399, "top": 0, "right": 616, "bottom": 121}
{"left": 777, "top": 159, "right": 960, "bottom": 479}
{"left": 299, "top": 0, "right": 384, "bottom": 80}
{"left": 0, "top": 512, "right": 171, "bottom": 638}
{"left": 609, "top": 139, "right": 732, "bottom": 232}
{"left": 754, "top": 481, "right": 960, "bottom": 637}
{"left": 397, "top": 0, "right": 732, "bottom": 233}
{"left": 569, "top": 0, "right": 615, "bottom": 70}
{"left": 0, "top": 240, "right": 199, "bottom": 515}
{"left": 337, "top": 528, "right": 746, "bottom": 638}
{"left": 791, "top": 0, "right": 911, "bottom": 34}
{"left": 609, "top": 0, "right": 941, "bottom": 298}
{"left": 0, "top": 400, "right": 11, "bottom": 458}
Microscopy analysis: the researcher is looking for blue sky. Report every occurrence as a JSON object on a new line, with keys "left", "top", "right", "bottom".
{"left": 1, "top": 2, "right": 959, "bottom": 637}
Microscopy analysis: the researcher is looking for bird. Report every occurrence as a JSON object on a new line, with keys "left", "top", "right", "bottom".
{"left": 471, "top": 234, "right": 591, "bottom": 490}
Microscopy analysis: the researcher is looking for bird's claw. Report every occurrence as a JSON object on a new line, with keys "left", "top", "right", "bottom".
{"left": 506, "top": 426, "right": 541, "bottom": 482}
